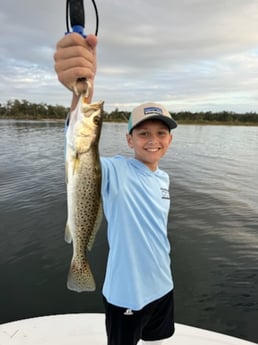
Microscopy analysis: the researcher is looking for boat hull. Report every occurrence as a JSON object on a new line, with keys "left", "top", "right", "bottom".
{"left": 0, "top": 313, "right": 256, "bottom": 344}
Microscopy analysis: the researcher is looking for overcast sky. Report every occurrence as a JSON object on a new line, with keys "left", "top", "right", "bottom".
{"left": 1, "top": 0, "right": 258, "bottom": 112}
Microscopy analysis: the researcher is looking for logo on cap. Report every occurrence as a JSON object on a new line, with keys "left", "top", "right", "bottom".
{"left": 144, "top": 106, "right": 163, "bottom": 116}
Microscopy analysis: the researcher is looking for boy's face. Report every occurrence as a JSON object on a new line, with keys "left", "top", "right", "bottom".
{"left": 126, "top": 119, "right": 173, "bottom": 171}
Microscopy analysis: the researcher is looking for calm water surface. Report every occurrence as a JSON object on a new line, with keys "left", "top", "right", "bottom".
{"left": 0, "top": 120, "right": 257, "bottom": 343}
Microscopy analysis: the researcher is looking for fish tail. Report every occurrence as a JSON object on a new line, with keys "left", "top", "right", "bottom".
{"left": 67, "top": 257, "right": 96, "bottom": 292}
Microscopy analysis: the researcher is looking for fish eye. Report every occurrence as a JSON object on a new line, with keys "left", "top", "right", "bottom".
{"left": 93, "top": 116, "right": 100, "bottom": 125}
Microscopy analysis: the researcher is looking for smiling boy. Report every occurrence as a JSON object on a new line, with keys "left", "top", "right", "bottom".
{"left": 127, "top": 103, "right": 174, "bottom": 171}
{"left": 54, "top": 33, "right": 177, "bottom": 345}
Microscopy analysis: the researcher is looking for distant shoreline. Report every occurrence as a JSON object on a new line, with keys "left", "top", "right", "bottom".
{"left": 2, "top": 99, "right": 257, "bottom": 126}
{"left": 1, "top": 117, "right": 258, "bottom": 126}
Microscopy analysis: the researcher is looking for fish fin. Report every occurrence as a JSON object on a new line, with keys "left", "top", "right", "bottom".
{"left": 72, "top": 154, "right": 80, "bottom": 174}
{"left": 67, "top": 257, "right": 96, "bottom": 292}
{"left": 65, "top": 224, "right": 72, "bottom": 244}
{"left": 65, "top": 153, "right": 79, "bottom": 182}
{"left": 87, "top": 201, "right": 103, "bottom": 251}
{"left": 65, "top": 161, "right": 69, "bottom": 184}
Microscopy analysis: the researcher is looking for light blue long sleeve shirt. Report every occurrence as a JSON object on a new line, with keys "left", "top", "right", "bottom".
{"left": 101, "top": 155, "right": 173, "bottom": 310}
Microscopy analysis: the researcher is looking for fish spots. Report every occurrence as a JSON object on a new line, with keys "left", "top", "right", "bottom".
{"left": 65, "top": 100, "right": 104, "bottom": 292}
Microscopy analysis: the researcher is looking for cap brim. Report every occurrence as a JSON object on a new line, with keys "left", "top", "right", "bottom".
{"left": 130, "top": 115, "right": 177, "bottom": 133}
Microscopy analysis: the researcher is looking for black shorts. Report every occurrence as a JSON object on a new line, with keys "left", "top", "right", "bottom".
{"left": 103, "top": 290, "right": 175, "bottom": 345}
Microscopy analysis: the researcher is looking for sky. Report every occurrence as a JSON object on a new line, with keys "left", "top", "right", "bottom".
{"left": 1, "top": 0, "right": 258, "bottom": 113}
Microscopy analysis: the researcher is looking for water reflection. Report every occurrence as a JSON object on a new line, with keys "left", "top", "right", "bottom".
{"left": 0, "top": 120, "right": 258, "bottom": 342}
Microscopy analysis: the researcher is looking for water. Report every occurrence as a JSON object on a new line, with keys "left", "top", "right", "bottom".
{"left": 0, "top": 120, "right": 258, "bottom": 343}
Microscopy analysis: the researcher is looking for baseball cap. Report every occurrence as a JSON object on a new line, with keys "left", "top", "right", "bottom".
{"left": 128, "top": 102, "right": 177, "bottom": 133}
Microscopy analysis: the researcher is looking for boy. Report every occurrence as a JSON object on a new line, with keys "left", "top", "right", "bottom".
{"left": 54, "top": 33, "right": 177, "bottom": 345}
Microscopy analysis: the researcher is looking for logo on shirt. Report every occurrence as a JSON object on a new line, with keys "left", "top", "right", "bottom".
{"left": 161, "top": 188, "right": 170, "bottom": 200}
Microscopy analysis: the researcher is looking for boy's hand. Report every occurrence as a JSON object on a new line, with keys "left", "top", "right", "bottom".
{"left": 54, "top": 33, "right": 97, "bottom": 106}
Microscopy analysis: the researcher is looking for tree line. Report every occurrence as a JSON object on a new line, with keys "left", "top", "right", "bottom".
{"left": 103, "top": 109, "right": 258, "bottom": 125}
{"left": 0, "top": 99, "right": 69, "bottom": 119}
{"left": 1, "top": 99, "right": 258, "bottom": 125}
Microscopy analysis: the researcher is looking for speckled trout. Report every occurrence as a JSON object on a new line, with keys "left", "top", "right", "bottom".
{"left": 65, "top": 93, "right": 104, "bottom": 292}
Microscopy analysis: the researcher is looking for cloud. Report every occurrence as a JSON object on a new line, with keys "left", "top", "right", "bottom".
{"left": 1, "top": 0, "right": 258, "bottom": 112}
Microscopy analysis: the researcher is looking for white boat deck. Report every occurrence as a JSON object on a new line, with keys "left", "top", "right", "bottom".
{"left": 0, "top": 313, "right": 256, "bottom": 345}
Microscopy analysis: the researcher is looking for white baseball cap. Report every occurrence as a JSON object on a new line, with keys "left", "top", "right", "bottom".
{"left": 128, "top": 102, "right": 177, "bottom": 133}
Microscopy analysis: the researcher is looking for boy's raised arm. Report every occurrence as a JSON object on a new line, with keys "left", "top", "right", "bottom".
{"left": 54, "top": 33, "right": 98, "bottom": 109}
